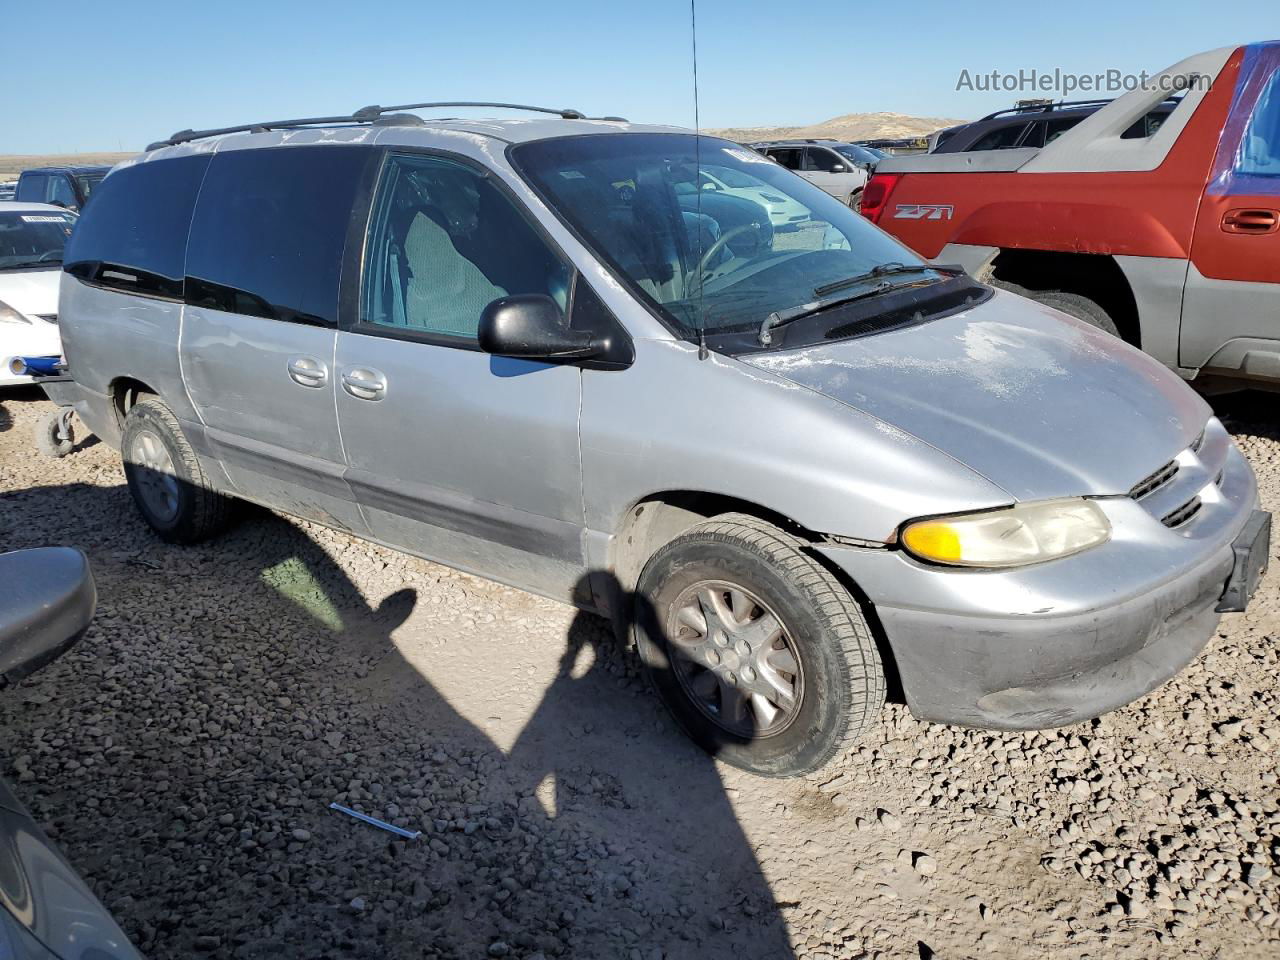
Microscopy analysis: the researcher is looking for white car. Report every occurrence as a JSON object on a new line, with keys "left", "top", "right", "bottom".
{"left": 0, "top": 202, "right": 75, "bottom": 386}
{"left": 698, "top": 164, "right": 811, "bottom": 231}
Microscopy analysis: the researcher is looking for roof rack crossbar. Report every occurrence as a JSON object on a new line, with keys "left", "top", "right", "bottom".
{"left": 360, "top": 101, "right": 588, "bottom": 120}
{"left": 148, "top": 101, "right": 623, "bottom": 150}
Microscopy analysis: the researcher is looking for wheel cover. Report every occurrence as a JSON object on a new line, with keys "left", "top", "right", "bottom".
{"left": 666, "top": 580, "right": 805, "bottom": 739}
{"left": 130, "top": 429, "right": 181, "bottom": 523}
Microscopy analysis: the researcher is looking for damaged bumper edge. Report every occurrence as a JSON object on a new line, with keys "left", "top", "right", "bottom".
{"left": 816, "top": 461, "right": 1261, "bottom": 729}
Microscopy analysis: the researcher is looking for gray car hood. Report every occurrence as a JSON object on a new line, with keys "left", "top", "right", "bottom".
{"left": 741, "top": 289, "right": 1210, "bottom": 501}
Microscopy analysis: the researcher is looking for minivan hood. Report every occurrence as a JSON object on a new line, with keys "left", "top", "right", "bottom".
{"left": 740, "top": 289, "right": 1209, "bottom": 501}
{"left": 0, "top": 268, "right": 60, "bottom": 317}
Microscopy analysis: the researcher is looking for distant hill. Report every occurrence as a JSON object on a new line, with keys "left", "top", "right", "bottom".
{"left": 707, "top": 111, "right": 964, "bottom": 145}
{"left": 0, "top": 152, "right": 135, "bottom": 181}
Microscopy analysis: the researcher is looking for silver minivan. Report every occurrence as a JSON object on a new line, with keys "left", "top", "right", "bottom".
{"left": 55, "top": 105, "right": 1268, "bottom": 777}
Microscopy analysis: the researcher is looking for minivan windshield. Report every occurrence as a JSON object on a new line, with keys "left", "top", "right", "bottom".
{"left": 0, "top": 210, "right": 75, "bottom": 270}
{"left": 512, "top": 134, "right": 935, "bottom": 340}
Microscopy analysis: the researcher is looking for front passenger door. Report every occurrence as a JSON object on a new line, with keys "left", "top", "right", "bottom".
{"left": 802, "top": 147, "right": 862, "bottom": 203}
{"left": 335, "top": 152, "right": 587, "bottom": 603}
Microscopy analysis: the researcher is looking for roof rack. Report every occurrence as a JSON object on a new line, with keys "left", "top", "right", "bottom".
{"left": 977, "top": 95, "right": 1181, "bottom": 122}
{"left": 147, "top": 101, "right": 627, "bottom": 150}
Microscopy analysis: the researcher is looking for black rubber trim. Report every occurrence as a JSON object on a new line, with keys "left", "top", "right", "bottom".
{"left": 346, "top": 469, "right": 583, "bottom": 563}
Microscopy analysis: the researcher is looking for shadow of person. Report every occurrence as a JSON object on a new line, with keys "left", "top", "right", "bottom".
{"left": 0, "top": 476, "right": 795, "bottom": 959}
{"left": 507, "top": 574, "right": 796, "bottom": 959}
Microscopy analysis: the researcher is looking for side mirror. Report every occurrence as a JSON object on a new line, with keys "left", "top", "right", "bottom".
{"left": 830, "top": 164, "right": 847, "bottom": 173}
{"left": 0, "top": 548, "right": 95, "bottom": 687}
{"left": 701, "top": 181, "right": 718, "bottom": 191}
{"left": 478, "top": 294, "right": 605, "bottom": 362}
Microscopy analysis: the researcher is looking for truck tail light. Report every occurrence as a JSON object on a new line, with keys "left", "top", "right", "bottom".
{"left": 859, "top": 173, "right": 903, "bottom": 224}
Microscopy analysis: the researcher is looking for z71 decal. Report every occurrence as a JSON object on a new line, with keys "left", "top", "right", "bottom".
{"left": 893, "top": 203, "right": 955, "bottom": 220}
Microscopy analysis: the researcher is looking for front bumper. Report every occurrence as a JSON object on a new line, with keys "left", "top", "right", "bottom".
{"left": 817, "top": 441, "right": 1265, "bottom": 729}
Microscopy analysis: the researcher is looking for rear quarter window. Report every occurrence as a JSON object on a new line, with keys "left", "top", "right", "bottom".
{"left": 63, "top": 156, "right": 211, "bottom": 299}
{"left": 184, "top": 146, "right": 372, "bottom": 327}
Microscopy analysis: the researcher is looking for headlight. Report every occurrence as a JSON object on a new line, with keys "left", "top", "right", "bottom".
{"left": 900, "top": 499, "right": 1111, "bottom": 568}
{"left": 0, "top": 300, "right": 30, "bottom": 325}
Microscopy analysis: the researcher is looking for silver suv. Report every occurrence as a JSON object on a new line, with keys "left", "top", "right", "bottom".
{"left": 55, "top": 103, "right": 1268, "bottom": 777}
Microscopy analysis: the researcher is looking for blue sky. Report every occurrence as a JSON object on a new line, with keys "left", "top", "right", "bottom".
{"left": 6, "top": 0, "right": 1278, "bottom": 154}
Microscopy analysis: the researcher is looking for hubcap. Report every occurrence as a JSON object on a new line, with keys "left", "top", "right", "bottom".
{"left": 130, "top": 429, "right": 180, "bottom": 523}
{"left": 667, "top": 581, "right": 804, "bottom": 739}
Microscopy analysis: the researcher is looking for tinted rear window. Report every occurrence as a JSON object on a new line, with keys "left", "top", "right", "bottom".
{"left": 63, "top": 156, "right": 210, "bottom": 299}
{"left": 185, "top": 146, "right": 370, "bottom": 327}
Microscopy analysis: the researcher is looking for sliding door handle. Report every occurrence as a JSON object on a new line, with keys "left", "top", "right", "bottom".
{"left": 341, "top": 367, "right": 387, "bottom": 401}
{"left": 287, "top": 355, "right": 328, "bottom": 388}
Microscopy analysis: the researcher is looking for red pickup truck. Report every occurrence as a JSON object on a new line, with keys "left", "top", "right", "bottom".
{"left": 865, "top": 42, "right": 1280, "bottom": 390}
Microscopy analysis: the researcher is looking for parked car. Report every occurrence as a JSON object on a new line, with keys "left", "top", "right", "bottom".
{"left": 56, "top": 102, "right": 1267, "bottom": 777}
{"left": 0, "top": 182, "right": 17, "bottom": 201}
{"left": 752, "top": 140, "right": 871, "bottom": 207}
{"left": 14, "top": 166, "right": 109, "bottom": 213}
{"left": 0, "top": 203, "right": 76, "bottom": 387}
{"left": 864, "top": 41, "right": 1280, "bottom": 391}
{"left": 0, "top": 546, "right": 142, "bottom": 958}
{"left": 686, "top": 163, "right": 810, "bottom": 231}
{"left": 930, "top": 98, "right": 1178, "bottom": 154}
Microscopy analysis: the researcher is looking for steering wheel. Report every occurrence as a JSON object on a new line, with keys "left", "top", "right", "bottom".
{"left": 687, "top": 222, "right": 762, "bottom": 296}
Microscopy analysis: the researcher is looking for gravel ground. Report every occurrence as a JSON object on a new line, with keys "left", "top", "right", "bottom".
{"left": 0, "top": 388, "right": 1277, "bottom": 960}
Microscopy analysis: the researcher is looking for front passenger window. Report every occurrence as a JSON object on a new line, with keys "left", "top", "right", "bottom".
{"left": 362, "top": 154, "right": 570, "bottom": 340}
{"left": 804, "top": 149, "right": 843, "bottom": 172}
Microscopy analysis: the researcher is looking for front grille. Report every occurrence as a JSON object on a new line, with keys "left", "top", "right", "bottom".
{"left": 1129, "top": 460, "right": 1178, "bottom": 500}
{"left": 1161, "top": 497, "right": 1202, "bottom": 528}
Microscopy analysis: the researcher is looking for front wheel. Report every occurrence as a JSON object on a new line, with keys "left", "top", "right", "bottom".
{"left": 848, "top": 188, "right": 864, "bottom": 211}
{"left": 634, "top": 513, "right": 885, "bottom": 777}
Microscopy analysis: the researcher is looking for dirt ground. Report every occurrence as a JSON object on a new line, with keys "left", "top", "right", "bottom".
{"left": 0, "top": 388, "right": 1277, "bottom": 960}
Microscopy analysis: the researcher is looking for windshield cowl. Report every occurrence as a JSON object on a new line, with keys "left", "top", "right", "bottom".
{"left": 712, "top": 274, "right": 992, "bottom": 356}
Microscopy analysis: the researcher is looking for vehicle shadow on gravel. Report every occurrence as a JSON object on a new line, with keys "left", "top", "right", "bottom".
{"left": 0, "top": 478, "right": 795, "bottom": 960}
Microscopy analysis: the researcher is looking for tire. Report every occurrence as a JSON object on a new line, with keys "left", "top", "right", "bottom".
{"left": 849, "top": 188, "right": 863, "bottom": 211}
{"left": 121, "top": 396, "right": 233, "bottom": 544}
{"left": 634, "top": 513, "right": 885, "bottom": 777}
{"left": 1025, "top": 289, "right": 1122, "bottom": 339}
{"left": 33, "top": 412, "right": 73, "bottom": 458}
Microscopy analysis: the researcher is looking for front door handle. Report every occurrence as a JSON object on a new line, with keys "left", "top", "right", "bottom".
{"left": 341, "top": 367, "right": 387, "bottom": 401}
{"left": 287, "top": 355, "right": 328, "bottom": 388}
{"left": 1222, "top": 208, "right": 1280, "bottom": 235}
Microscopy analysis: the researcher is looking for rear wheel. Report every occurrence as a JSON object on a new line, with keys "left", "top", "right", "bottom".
{"left": 634, "top": 513, "right": 885, "bottom": 777}
{"left": 849, "top": 188, "right": 864, "bottom": 211}
{"left": 996, "top": 282, "right": 1122, "bottom": 339}
{"left": 121, "top": 396, "right": 234, "bottom": 543}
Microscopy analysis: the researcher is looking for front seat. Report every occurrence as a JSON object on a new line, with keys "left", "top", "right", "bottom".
{"left": 402, "top": 206, "right": 507, "bottom": 336}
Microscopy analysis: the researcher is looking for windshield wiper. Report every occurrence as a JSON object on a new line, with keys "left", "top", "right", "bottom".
{"left": 2, "top": 258, "right": 63, "bottom": 270}
{"left": 758, "top": 264, "right": 966, "bottom": 346}
{"left": 813, "top": 261, "right": 962, "bottom": 298}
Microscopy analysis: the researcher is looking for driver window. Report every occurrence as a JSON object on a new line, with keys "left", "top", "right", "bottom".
{"left": 48, "top": 175, "right": 76, "bottom": 208}
{"left": 804, "top": 148, "right": 843, "bottom": 172}
{"left": 362, "top": 154, "right": 570, "bottom": 341}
